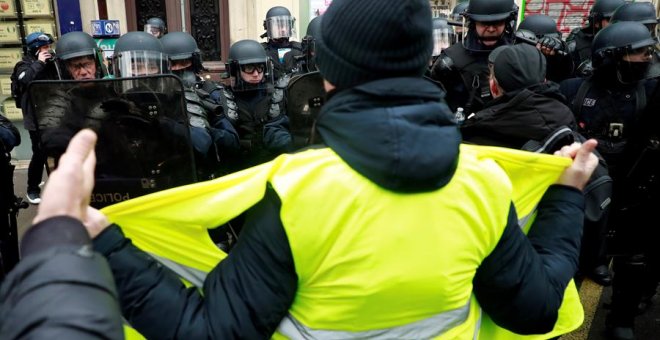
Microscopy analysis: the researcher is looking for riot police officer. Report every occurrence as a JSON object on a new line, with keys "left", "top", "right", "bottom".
{"left": 111, "top": 31, "right": 169, "bottom": 77}
{"left": 517, "top": 14, "right": 574, "bottom": 83}
{"left": 161, "top": 31, "right": 239, "bottom": 179}
{"left": 35, "top": 31, "right": 110, "bottom": 163}
{"left": 144, "top": 17, "right": 167, "bottom": 39}
{"left": 430, "top": 0, "right": 517, "bottom": 114}
{"left": 610, "top": 1, "right": 660, "bottom": 67}
{"left": 284, "top": 15, "right": 321, "bottom": 75}
{"left": 611, "top": 2, "right": 658, "bottom": 35}
{"left": 55, "top": 31, "right": 108, "bottom": 80}
{"left": 566, "top": 0, "right": 625, "bottom": 77}
{"left": 560, "top": 23, "right": 659, "bottom": 337}
{"left": 215, "top": 39, "right": 292, "bottom": 172}
{"left": 261, "top": 6, "right": 302, "bottom": 80}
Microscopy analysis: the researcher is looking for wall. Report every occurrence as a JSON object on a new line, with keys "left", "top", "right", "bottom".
{"left": 106, "top": 0, "right": 128, "bottom": 35}
{"left": 523, "top": 0, "right": 658, "bottom": 35}
{"left": 78, "top": 0, "right": 98, "bottom": 35}
{"left": 228, "top": 0, "right": 301, "bottom": 45}
{"left": 78, "top": 0, "right": 127, "bottom": 35}
{"left": 523, "top": 0, "right": 594, "bottom": 34}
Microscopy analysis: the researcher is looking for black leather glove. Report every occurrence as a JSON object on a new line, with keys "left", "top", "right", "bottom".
{"left": 539, "top": 36, "right": 566, "bottom": 55}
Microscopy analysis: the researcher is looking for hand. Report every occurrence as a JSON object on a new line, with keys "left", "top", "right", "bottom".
{"left": 38, "top": 50, "right": 52, "bottom": 63}
{"left": 33, "top": 129, "right": 97, "bottom": 225}
{"left": 554, "top": 139, "right": 599, "bottom": 190}
{"left": 84, "top": 206, "right": 111, "bottom": 239}
{"left": 538, "top": 36, "right": 565, "bottom": 56}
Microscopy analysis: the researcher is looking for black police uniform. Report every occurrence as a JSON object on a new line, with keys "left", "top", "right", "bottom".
{"left": 560, "top": 21, "right": 659, "bottom": 337}
{"left": 161, "top": 32, "right": 241, "bottom": 179}
{"left": 429, "top": 0, "right": 517, "bottom": 114}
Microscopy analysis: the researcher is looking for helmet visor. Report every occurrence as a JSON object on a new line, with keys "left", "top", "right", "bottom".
{"left": 232, "top": 61, "right": 274, "bottom": 92}
{"left": 144, "top": 24, "right": 163, "bottom": 37}
{"left": 617, "top": 45, "right": 660, "bottom": 84}
{"left": 114, "top": 51, "right": 168, "bottom": 78}
{"left": 432, "top": 28, "right": 454, "bottom": 56}
{"left": 266, "top": 15, "right": 295, "bottom": 39}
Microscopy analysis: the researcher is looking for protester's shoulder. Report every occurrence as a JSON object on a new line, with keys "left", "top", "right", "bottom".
{"left": 558, "top": 77, "right": 585, "bottom": 97}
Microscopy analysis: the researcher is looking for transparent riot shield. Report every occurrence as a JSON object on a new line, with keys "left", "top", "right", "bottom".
{"left": 286, "top": 71, "right": 324, "bottom": 149}
{"left": 28, "top": 75, "right": 197, "bottom": 208}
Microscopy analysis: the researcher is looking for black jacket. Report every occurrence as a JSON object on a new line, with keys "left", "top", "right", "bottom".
{"left": 13, "top": 55, "right": 59, "bottom": 130}
{"left": 462, "top": 82, "right": 577, "bottom": 149}
{"left": 94, "top": 77, "right": 585, "bottom": 338}
{"left": 0, "top": 216, "right": 123, "bottom": 339}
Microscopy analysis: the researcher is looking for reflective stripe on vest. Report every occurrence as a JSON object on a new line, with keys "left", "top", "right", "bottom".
{"left": 277, "top": 299, "right": 472, "bottom": 340}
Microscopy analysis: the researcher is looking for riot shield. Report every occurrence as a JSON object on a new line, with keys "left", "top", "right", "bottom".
{"left": 286, "top": 71, "right": 324, "bottom": 149}
{"left": 28, "top": 75, "right": 197, "bottom": 208}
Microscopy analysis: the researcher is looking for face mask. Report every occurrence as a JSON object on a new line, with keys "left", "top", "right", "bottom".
{"left": 617, "top": 60, "right": 651, "bottom": 84}
{"left": 173, "top": 69, "right": 198, "bottom": 88}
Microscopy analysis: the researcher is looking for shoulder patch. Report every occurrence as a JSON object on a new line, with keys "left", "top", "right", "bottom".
{"left": 583, "top": 98, "right": 597, "bottom": 107}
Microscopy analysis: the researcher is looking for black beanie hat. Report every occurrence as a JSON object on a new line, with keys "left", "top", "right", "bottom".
{"left": 315, "top": 0, "right": 433, "bottom": 90}
{"left": 493, "top": 44, "right": 546, "bottom": 93}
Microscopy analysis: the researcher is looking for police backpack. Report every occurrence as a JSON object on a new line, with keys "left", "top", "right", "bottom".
{"left": 522, "top": 126, "right": 613, "bottom": 222}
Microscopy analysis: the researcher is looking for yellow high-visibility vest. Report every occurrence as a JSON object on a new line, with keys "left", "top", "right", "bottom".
{"left": 104, "top": 144, "right": 582, "bottom": 339}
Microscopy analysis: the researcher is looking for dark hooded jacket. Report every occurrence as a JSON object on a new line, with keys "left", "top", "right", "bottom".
{"left": 462, "top": 82, "right": 577, "bottom": 149}
{"left": 0, "top": 216, "right": 123, "bottom": 339}
{"left": 93, "top": 77, "right": 585, "bottom": 339}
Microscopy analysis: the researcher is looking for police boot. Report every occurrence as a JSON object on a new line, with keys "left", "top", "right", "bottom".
{"left": 605, "top": 255, "right": 646, "bottom": 339}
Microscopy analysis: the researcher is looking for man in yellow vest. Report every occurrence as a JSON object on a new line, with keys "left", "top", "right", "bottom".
{"left": 85, "top": 0, "right": 599, "bottom": 338}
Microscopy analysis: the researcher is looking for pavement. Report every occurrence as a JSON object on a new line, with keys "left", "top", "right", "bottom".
{"left": 8, "top": 165, "right": 660, "bottom": 339}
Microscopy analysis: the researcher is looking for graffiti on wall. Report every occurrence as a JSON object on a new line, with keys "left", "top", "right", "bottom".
{"left": 524, "top": 0, "right": 595, "bottom": 34}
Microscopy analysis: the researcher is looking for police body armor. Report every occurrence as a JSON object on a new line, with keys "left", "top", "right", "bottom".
{"left": 184, "top": 89, "right": 212, "bottom": 131}
{"left": 218, "top": 77, "right": 287, "bottom": 168}
{"left": 572, "top": 79, "right": 647, "bottom": 177}
{"left": 567, "top": 28, "right": 594, "bottom": 77}
{"left": 441, "top": 43, "right": 492, "bottom": 114}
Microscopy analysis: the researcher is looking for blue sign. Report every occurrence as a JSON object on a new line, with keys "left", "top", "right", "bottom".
{"left": 56, "top": 0, "right": 82, "bottom": 35}
{"left": 91, "top": 20, "right": 121, "bottom": 38}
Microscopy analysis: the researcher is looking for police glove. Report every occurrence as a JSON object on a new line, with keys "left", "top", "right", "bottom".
{"left": 539, "top": 36, "right": 566, "bottom": 56}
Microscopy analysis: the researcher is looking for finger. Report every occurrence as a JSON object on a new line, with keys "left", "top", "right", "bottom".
{"left": 573, "top": 139, "right": 598, "bottom": 164}
{"left": 57, "top": 129, "right": 97, "bottom": 171}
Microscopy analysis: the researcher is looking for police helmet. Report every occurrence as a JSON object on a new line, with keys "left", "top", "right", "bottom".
{"left": 518, "top": 15, "right": 561, "bottom": 39}
{"left": 589, "top": 0, "right": 625, "bottom": 25}
{"left": 55, "top": 31, "right": 107, "bottom": 79}
{"left": 56, "top": 31, "right": 98, "bottom": 61}
{"left": 144, "top": 17, "right": 167, "bottom": 38}
{"left": 592, "top": 21, "right": 656, "bottom": 67}
{"left": 263, "top": 6, "right": 295, "bottom": 39}
{"left": 226, "top": 39, "right": 273, "bottom": 91}
{"left": 450, "top": 2, "right": 469, "bottom": 22}
{"left": 465, "top": 0, "right": 517, "bottom": 22}
{"left": 161, "top": 32, "right": 200, "bottom": 61}
{"left": 161, "top": 32, "right": 205, "bottom": 86}
{"left": 26, "top": 32, "right": 54, "bottom": 57}
{"left": 611, "top": 2, "right": 658, "bottom": 27}
{"left": 306, "top": 15, "right": 322, "bottom": 39}
{"left": 301, "top": 16, "right": 322, "bottom": 72}
{"left": 112, "top": 31, "right": 168, "bottom": 78}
